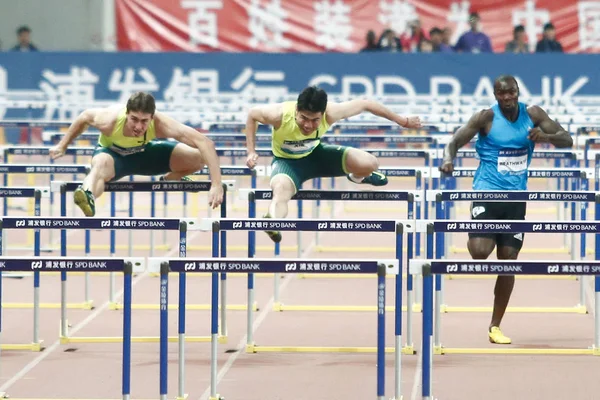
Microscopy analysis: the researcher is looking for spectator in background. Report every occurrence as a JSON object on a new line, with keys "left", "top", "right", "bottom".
{"left": 454, "top": 12, "right": 493, "bottom": 53}
{"left": 430, "top": 27, "right": 453, "bottom": 52}
{"left": 400, "top": 20, "right": 427, "bottom": 53}
{"left": 419, "top": 39, "right": 433, "bottom": 53}
{"left": 11, "top": 26, "right": 38, "bottom": 51}
{"left": 505, "top": 25, "right": 529, "bottom": 53}
{"left": 442, "top": 27, "right": 453, "bottom": 47}
{"left": 536, "top": 23, "right": 563, "bottom": 52}
{"left": 360, "top": 30, "right": 380, "bottom": 52}
{"left": 378, "top": 29, "right": 402, "bottom": 52}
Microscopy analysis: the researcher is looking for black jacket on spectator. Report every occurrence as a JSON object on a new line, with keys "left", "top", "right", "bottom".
{"left": 535, "top": 39, "right": 562, "bottom": 52}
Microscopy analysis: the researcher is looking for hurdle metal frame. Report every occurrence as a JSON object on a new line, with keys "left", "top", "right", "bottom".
{"left": 0, "top": 163, "right": 90, "bottom": 253}
{"left": 434, "top": 167, "right": 593, "bottom": 255}
{"left": 206, "top": 216, "right": 415, "bottom": 360}
{"left": 243, "top": 188, "right": 421, "bottom": 320}
{"left": 418, "top": 217, "right": 600, "bottom": 358}
{"left": 0, "top": 216, "right": 225, "bottom": 345}
{"left": 149, "top": 252, "right": 401, "bottom": 400}
{"left": 428, "top": 189, "right": 595, "bottom": 315}
{"left": 0, "top": 256, "right": 144, "bottom": 400}
{"left": 410, "top": 257, "right": 600, "bottom": 400}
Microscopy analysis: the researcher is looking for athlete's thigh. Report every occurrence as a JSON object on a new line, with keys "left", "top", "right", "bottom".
{"left": 167, "top": 141, "right": 204, "bottom": 172}
{"left": 497, "top": 201, "right": 527, "bottom": 256}
{"left": 91, "top": 147, "right": 118, "bottom": 181}
{"left": 467, "top": 201, "right": 500, "bottom": 253}
{"left": 303, "top": 144, "right": 350, "bottom": 180}
{"left": 270, "top": 157, "right": 303, "bottom": 194}
{"left": 343, "top": 146, "right": 378, "bottom": 173}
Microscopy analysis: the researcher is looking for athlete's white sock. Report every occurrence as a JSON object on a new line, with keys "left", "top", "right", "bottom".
{"left": 348, "top": 173, "right": 367, "bottom": 183}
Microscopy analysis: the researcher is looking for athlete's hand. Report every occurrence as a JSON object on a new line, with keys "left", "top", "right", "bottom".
{"left": 528, "top": 127, "right": 549, "bottom": 143}
{"left": 49, "top": 144, "right": 67, "bottom": 160}
{"left": 439, "top": 159, "right": 454, "bottom": 175}
{"left": 401, "top": 116, "right": 422, "bottom": 129}
{"left": 208, "top": 184, "right": 224, "bottom": 210}
{"left": 246, "top": 152, "right": 259, "bottom": 169}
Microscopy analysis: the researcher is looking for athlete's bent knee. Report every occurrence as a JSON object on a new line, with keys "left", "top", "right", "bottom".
{"left": 497, "top": 246, "right": 519, "bottom": 260}
{"left": 90, "top": 154, "right": 115, "bottom": 181}
{"left": 467, "top": 238, "right": 495, "bottom": 259}
{"left": 271, "top": 175, "right": 295, "bottom": 200}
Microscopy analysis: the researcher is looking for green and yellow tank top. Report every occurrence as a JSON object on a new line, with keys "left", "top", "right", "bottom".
{"left": 98, "top": 108, "right": 157, "bottom": 156}
{"left": 272, "top": 101, "right": 330, "bottom": 159}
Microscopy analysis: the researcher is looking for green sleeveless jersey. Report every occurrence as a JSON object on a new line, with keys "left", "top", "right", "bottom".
{"left": 271, "top": 101, "right": 330, "bottom": 159}
{"left": 98, "top": 108, "right": 157, "bottom": 156}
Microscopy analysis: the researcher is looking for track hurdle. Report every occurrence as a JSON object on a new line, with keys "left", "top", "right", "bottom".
{"left": 0, "top": 163, "right": 90, "bottom": 254}
{"left": 212, "top": 216, "right": 415, "bottom": 356}
{"left": 54, "top": 179, "right": 253, "bottom": 318}
{"left": 428, "top": 189, "right": 595, "bottom": 315}
{"left": 436, "top": 167, "right": 592, "bottom": 254}
{"left": 0, "top": 256, "right": 144, "bottom": 400}
{"left": 244, "top": 188, "right": 420, "bottom": 316}
{"left": 152, "top": 255, "right": 400, "bottom": 400}
{"left": 410, "top": 258, "right": 600, "bottom": 400}
{"left": 52, "top": 180, "right": 233, "bottom": 311}
{"left": 418, "top": 218, "right": 600, "bottom": 357}
{"left": 0, "top": 216, "right": 223, "bottom": 344}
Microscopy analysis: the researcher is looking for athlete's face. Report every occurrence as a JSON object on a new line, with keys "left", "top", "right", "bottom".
{"left": 494, "top": 81, "right": 519, "bottom": 112}
{"left": 126, "top": 111, "right": 153, "bottom": 137}
{"left": 295, "top": 108, "right": 322, "bottom": 135}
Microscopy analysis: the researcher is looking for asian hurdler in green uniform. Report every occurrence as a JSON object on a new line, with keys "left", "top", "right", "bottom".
{"left": 49, "top": 92, "right": 224, "bottom": 216}
{"left": 244, "top": 86, "right": 422, "bottom": 243}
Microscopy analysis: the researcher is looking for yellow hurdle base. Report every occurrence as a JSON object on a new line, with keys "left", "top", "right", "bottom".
{"left": 450, "top": 246, "right": 572, "bottom": 255}
{"left": 246, "top": 343, "right": 415, "bottom": 354}
{"left": 5, "top": 398, "right": 162, "bottom": 400}
{"left": 434, "top": 346, "right": 600, "bottom": 355}
{"left": 60, "top": 335, "right": 227, "bottom": 344}
{"left": 1, "top": 341, "right": 44, "bottom": 351}
{"left": 440, "top": 305, "right": 587, "bottom": 314}
{"left": 3, "top": 301, "right": 94, "bottom": 310}
{"left": 447, "top": 274, "right": 577, "bottom": 280}
{"left": 273, "top": 302, "right": 422, "bottom": 312}
{"left": 110, "top": 301, "right": 258, "bottom": 311}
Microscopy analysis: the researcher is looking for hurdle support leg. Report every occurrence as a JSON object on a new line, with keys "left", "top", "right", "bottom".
{"left": 595, "top": 276, "right": 600, "bottom": 355}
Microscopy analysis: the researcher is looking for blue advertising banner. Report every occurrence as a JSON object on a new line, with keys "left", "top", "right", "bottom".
{"left": 0, "top": 53, "right": 597, "bottom": 116}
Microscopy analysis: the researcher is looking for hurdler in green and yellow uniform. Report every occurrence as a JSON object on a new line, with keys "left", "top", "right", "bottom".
{"left": 269, "top": 101, "right": 383, "bottom": 193}
{"left": 49, "top": 92, "right": 224, "bottom": 217}
{"left": 94, "top": 107, "right": 178, "bottom": 180}
{"left": 245, "top": 86, "right": 422, "bottom": 243}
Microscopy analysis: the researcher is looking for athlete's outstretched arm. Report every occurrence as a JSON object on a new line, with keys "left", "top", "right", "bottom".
{"left": 244, "top": 103, "right": 283, "bottom": 168}
{"left": 154, "top": 112, "right": 223, "bottom": 187}
{"left": 441, "top": 110, "right": 488, "bottom": 172}
{"left": 50, "top": 108, "right": 111, "bottom": 159}
{"left": 325, "top": 99, "right": 421, "bottom": 128}
{"left": 527, "top": 105, "right": 573, "bottom": 148}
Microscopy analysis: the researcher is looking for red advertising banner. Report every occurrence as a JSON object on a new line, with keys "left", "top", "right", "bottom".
{"left": 115, "top": 0, "right": 599, "bottom": 54}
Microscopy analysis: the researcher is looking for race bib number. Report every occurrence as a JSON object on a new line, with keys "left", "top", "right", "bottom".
{"left": 280, "top": 139, "right": 319, "bottom": 156}
{"left": 109, "top": 144, "right": 146, "bottom": 156}
{"left": 497, "top": 148, "right": 528, "bottom": 174}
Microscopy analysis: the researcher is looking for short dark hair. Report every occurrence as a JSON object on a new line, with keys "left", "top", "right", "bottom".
{"left": 494, "top": 75, "right": 519, "bottom": 93}
{"left": 495, "top": 75, "right": 517, "bottom": 85}
{"left": 297, "top": 86, "right": 327, "bottom": 114}
{"left": 429, "top": 27, "right": 443, "bottom": 36}
{"left": 126, "top": 92, "right": 156, "bottom": 116}
{"left": 514, "top": 25, "right": 525, "bottom": 35}
{"left": 17, "top": 26, "right": 31, "bottom": 35}
{"left": 543, "top": 22, "right": 555, "bottom": 31}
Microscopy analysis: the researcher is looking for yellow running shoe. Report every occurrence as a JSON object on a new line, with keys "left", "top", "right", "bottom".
{"left": 73, "top": 186, "right": 96, "bottom": 217}
{"left": 488, "top": 326, "right": 511, "bottom": 344}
